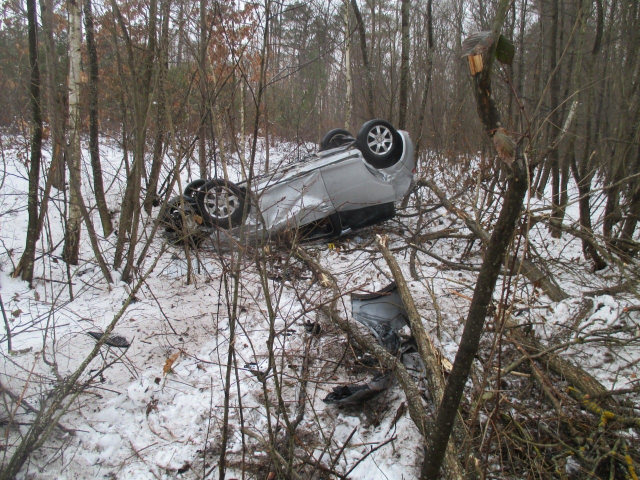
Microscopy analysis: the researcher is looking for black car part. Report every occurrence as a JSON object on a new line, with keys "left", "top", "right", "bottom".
{"left": 319, "top": 128, "right": 355, "bottom": 152}
{"left": 323, "top": 282, "right": 419, "bottom": 405}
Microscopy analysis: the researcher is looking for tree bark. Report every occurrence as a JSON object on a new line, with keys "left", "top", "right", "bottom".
{"left": 39, "top": 0, "right": 66, "bottom": 191}
{"left": 84, "top": 0, "right": 113, "bottom": 237}
{"left": 62, "top": 0, "right": 83, "bottom": 265}
{"left": 398, "top": 0, "right": 410, "bottom": 129}
{"left": 350, "top": 0, "right": 374, "bottom": 118}
{"left": 18, "top": 0, "right": 43, "bottom": 286}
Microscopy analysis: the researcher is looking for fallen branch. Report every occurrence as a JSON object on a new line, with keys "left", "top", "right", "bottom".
{"left": 409, "top": 242, "right": 484, "bottom": 272}
{"left": 422, "top": 178, "right": 568, "bottom": 302}
{"left": 584, "top": 281, "right": 638, "bottom": 297}
{"left": 504, "top": 317, "right": 614, "bottom": 408}
{"left": 296, "top": 247, "right": 466, "bottom": 480}
{"left": 567, "top": 387, "right": 640, "bottom": 429}
{"left": 376, "top": 235, "right": 449, "bottom": 402}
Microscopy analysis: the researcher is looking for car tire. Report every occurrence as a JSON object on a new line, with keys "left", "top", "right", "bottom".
{"left": 184, "top": 179, "right": 207, "bottom": 197}
{"left": 319, "top": 128, "right": 354, "bottom": 152}
{"left": 355, "top": 119, "right": 402, "bottom": 169}
{"left": 196, "top": 179, "right": 246, "bottom": 229}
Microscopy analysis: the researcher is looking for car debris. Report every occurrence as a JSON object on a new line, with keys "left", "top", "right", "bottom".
{"left": 323, "top": 282, "right": 423, "bottom": 405}
{"left": 87, "top": 331, "right": 131, "bottom": 348}
{"left": 161, "top": 119, "right": 415, "bottom": 243}
{"left": 324, "top": 373, "right": 393, "bottom": 404}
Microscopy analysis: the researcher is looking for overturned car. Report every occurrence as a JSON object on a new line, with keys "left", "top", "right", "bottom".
{"left": 161, "top": 119, "right": 415, "bottom": 242}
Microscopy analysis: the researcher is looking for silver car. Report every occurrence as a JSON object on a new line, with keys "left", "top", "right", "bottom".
{"left": 162, "top": 119, "right": 415, "bottom": 242}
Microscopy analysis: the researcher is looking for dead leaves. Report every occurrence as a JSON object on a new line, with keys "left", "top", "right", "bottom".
{"left": 163, "top": 351, "right": 181, "bottom": 376}
{"left": 492, "top": 127, "right": 516, "bottom": 165}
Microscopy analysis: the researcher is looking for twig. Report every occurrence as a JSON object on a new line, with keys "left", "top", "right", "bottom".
{"left": 423, "top": 178, "right": 568, "bottom": 301}
{"left": 409, "top": 242, "right": 484, "bottom": 272}
{"left": 341, "top": 435, "right": 398, "bottom": 479}
{"left": 0, "top": 378, "right": 75, "bottom": 434}
{"left": 567, "top": 387, "right": 640, "bottom": 429}
{"left": 240, "top": 428, "right": 305, "bottom": 480}
{"left": 0, "top": 293, "right": 11, "bottom": 352}
{"left": 329, "top": 426, "right": 357, "bottom": 474}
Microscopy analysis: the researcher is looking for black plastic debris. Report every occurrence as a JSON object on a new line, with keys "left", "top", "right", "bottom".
{"left": 323, "top": 373, "right": 392, "bottom": 405}
{"left": 304, "top": 321, "right": 322, "bottom": 335}
{"left": 323, "top": 282, "right": 416, "bottom": 405}
{"left": 87, "top": 331, "right": 131, "bottom": 348}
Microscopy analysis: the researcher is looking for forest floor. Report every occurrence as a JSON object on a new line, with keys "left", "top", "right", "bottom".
{"left": 1, "top": 135, "right": 639, "bottom": 479}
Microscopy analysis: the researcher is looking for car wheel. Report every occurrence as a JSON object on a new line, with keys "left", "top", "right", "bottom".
{"left": 196, "top": 179, "right": 246, "bottom": 229}
{"left": 319, "top": 128, "right": 354, "bottom": 152}
{"left": 184, "top": 179, "right": 207, "bottom": 197}
{"left": 160, "top": 196, "right": 205, "bottom": 244}
{"left": 355, "top": 119, "right": 402, "bottom": 169}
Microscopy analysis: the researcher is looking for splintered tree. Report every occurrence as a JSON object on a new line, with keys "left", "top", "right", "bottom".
{"left": 421, "top": 1, "right": 531, "bottom": 476}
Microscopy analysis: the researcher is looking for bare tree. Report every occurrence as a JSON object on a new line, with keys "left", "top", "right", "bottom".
{"left": 17, "top": 0, "right": 43, "bottom": 286}
{"left": 350, "top": 0, "right": 374, "bottom": 118}
{"left": 62, "top": 0, "right": 83, "bottom": 265}
{"left": 398, "top": 0, "right": 410, "bottom": 129}
{"left": 39, "top": 0, "right": 66, "bottom": 191}
{"left": 422, "top": 1, "right": 530, "bottom": 475}
{"left": 111, "top": 0, "right": 157, "bottom": 282}
{"left": 84, "top": 0, "right": 113, "bottom": 237}
{"left": 144, "top": 0, "right": 172, "bottom": 215}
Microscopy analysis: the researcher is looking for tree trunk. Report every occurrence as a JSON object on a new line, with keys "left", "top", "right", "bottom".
{"left": 548, "top": 0, "right": 563, "bottom": 238}
{"left": 415, "top": 0, "right": 434, "bottom": 154}
{"left": 344, "top": 0, "right": 352, "bottom": 130}
{"left": 39, "top": 0, "right": 66, "bottom": 191}
{"left": 568, "top": 0, "right": 607, "bottom": 269}
{"left": 144, "top": 0, "right": 171, "bottom": 215}
{"left": 63, "top": 0, "right": 83, "bottom": 265}
{"left": 398, "top": 0, "right": 410, "bottom": 129}
{"left": 111, "top": 0, "right": 157, "bottom": 280}
{"left": 18, "top": 0, "right": 43, "bottom": 286}
{"left": 350, "top": 0, "right": 374, "bottom": 118}
{"left": 84, "top": 0, "right": 113, "bottom": 237}
{"left": 198, "top": 0, "right": 208, "bottom": 180}
{"left": 617, "top": 179, "right": 640, "bottom": 256}
{"left": 570, "top": 154, "right": 608, "bottom": 270}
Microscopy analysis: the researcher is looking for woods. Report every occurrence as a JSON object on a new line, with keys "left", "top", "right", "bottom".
{"left": 1, "top": 0, "right": 640, "bottom": 478}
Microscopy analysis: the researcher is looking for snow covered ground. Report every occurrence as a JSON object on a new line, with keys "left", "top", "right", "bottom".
{"left": 1, "top": 136, "right": 639, "bottom": 479}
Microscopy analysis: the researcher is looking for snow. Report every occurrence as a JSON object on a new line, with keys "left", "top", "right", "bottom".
{"left": 1, "top": 135, "right": 639, "bottom": 479}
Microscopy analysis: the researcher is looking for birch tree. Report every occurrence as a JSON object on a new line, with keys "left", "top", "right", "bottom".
{"left": 62, "top": 0, "right": 83, "bottom": 265}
